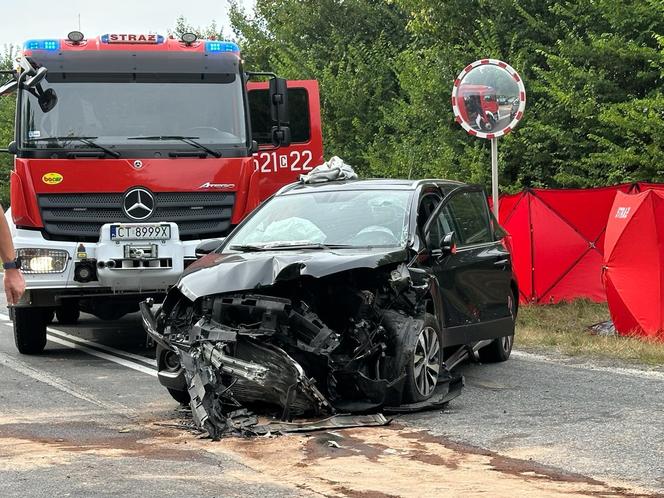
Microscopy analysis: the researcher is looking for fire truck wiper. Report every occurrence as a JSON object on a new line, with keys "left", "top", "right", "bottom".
{"left": 128, "top": 136, "right": 222, "bottom": 158}
{"left": 29, "top": 136, "right": 120, "bottom": 158}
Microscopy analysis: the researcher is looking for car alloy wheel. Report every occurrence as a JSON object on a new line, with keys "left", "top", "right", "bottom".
{"left": 413, "top": 325, "right": 441, "bottom": 397}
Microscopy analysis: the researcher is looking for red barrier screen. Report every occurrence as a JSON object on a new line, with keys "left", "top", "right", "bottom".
{"left": 604, "top": 190, "right": 664, "bottom": 338}
{"left": 497, "top": 183, "right": 663, "bottom": 304}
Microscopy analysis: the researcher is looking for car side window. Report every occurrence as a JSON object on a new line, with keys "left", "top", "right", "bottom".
{"left": 426, "top": 206, "right": 453, "bottom": 250}
{"left": 442, "top": 191, "right": 493, "bottom": 246}
{"left": 417, "top": 193, "right": 442, "bottom": 231}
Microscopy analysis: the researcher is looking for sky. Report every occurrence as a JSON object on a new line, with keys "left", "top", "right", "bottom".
{"left": 0, "top": 0, "right": 255, "bottom": 48}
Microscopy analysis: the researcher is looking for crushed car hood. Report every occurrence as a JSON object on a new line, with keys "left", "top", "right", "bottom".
{"left": 178, "top": 247, "right": 409, "bottom": 301}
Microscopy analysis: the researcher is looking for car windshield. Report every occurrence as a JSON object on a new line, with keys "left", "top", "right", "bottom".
{"left": 227, "top": 189, "right": 412, "bottom": 250}
{"left": 21, "top": 73, "right": 246, "bottom": 150}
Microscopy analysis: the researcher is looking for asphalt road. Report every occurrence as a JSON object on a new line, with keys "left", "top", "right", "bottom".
{"left": 0, "top": 299, "right": 662, "bottom": 497}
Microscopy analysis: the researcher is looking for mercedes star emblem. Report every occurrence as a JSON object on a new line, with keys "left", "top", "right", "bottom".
{"left": 133, "top": 160, "right": 143, "bottom": 169}
{"left": 123, "top": 187, "right": 155, "bottom": 220}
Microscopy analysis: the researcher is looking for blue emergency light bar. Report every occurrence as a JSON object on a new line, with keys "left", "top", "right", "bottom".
{"left": 23, "top": 39, "right": 60, "bottom": 51}
{"left": 205, "top": 41, "right": 240, "bottom": 54}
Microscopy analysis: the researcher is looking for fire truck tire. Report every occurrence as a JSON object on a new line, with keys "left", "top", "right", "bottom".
{"left": 56, "top": 304, "right": 80, "bottom": 325}
{"left": 13, "top": 308, "right": 48, "bottom": 354}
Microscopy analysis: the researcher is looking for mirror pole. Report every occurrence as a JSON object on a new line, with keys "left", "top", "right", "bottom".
{"left": 491, "top": 136, "right": 499, "bottom": 221}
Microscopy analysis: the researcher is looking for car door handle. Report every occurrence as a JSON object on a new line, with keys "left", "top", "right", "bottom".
{"left": 494, "top": 258, "right": 509, "bottom": 266}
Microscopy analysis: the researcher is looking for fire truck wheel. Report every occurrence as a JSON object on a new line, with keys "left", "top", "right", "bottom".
{"left": 13, "top": 307, "right": 48, "bottom": 354}
{"left": 56, "top": 303, "right": 80, "bottom": 325}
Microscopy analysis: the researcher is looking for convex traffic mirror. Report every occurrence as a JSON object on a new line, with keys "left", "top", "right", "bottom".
{"left": 452, "top": 59, "right": 525, "bottom": 138}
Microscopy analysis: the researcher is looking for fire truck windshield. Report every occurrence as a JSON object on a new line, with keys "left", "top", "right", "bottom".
{"left": 20, "top": 73, "right": 247, "bottom": 154}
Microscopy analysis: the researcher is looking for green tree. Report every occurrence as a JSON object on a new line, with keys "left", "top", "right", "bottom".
{"left": 170, "top": 15, "right": 226, "bottom": 40}
{"left": 229, "top": 0, "right": 411, "bottom": 170}
{"left": 227, "top": 0, "right": 664, "bottom": 190}
{"left": 0, "top": 45, "right": 18, "bottom": 206}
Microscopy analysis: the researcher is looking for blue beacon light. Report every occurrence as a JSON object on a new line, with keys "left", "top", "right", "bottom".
{"left": 205, "top": 41, "right": 240, "bottom": 53}
{"left": 23, "top": 39, "right": 61, "bottom": 51}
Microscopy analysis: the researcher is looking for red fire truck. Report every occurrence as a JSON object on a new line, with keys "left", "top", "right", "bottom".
{"left": 457, "top": 84, "right": 499, "bottom": 131}
{"left": 0, "top": 31, "right": 323, "bottom": 354}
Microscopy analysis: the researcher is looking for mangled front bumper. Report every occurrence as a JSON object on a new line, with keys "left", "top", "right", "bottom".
{"left": 141, "top": 291, "right": 463, "bottom": 439}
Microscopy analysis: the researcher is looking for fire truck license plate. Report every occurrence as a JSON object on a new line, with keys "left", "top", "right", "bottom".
{"left": 110, "top": 224, "right": 171, "bottom": 241}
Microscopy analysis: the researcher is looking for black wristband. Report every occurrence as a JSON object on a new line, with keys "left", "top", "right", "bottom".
{"left": 3, "top": 258, "right": 21, "bottom": 270}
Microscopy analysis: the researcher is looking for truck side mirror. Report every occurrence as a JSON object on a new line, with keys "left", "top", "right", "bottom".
{"left": 37, "top": 88, "right": 58, "bottom": 113}
{"left": 269, "top": 77, "right": 291, "bottom": 147}
{"left": 195, "top": 238, "right": 225, "bottom": 258}
{"left": 0, "top": 78, "right": 18, "bottom": 97}
{"left": 0, "top": 141, "right": 17, "bottom": 155}
{"left": 24, "top": 67, "right": 48, "bottom": 89}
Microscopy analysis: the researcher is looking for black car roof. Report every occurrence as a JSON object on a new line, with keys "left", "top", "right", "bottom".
{"left": 279, "top": 178, "right": 466, "bottom": 195}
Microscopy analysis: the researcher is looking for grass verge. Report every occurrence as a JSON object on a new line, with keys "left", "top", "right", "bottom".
{"left": 515, "top": 300, "right": 664, "bottom": 366}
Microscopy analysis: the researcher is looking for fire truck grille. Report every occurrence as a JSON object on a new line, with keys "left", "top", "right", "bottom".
{"left": 37, "top": 192, "right": 236, "bottom": 242}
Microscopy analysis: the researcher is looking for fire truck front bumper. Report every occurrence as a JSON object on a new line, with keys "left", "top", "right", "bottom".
{"left": 12, "top": 222, "right": 201, "bottom": 292}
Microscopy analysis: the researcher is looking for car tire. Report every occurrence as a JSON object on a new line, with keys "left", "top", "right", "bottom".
{"left": 13, "top": 307, "right": 48, "bottom": 355}
{"left": 478, "top": 292, "right": 516, "bottom": 363}
{"left": 403, "top": 313, "right": 443, "bottom": 403}
{"left": 167, "top": 388, "right": 191, "bottom": 405}
{"left": 56, "top": 303, "right": 80, "bottom": 325}
{"left": 156, "top": 344, "right": 190, "bottom": 405}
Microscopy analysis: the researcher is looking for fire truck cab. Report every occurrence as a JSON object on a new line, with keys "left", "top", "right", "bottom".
{"left": 0, "top": 32, "right": 323, "bottom": 354}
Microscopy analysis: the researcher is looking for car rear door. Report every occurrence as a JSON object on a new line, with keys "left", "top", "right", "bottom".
{"left": 424, "top": 186, "right": 513, "bottom": 345}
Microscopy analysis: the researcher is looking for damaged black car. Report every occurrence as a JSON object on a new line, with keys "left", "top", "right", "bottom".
{"left": 141, "top": 178, "right": 518, "bottom": 437}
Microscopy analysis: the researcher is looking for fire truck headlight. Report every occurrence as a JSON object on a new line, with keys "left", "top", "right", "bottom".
{"left": 67, "top": 31, "right": 85, "bottom": 43}
{"left": 16, "top": 249, "right": 69, "bottom": 274}
{"left": 181, "top": 33, "right": 197, "bottom": 45}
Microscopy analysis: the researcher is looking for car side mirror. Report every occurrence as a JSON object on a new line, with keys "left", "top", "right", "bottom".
{"left": 428, "top": 231, "right": 456, "bottom": 259}
{"left": 440, "top": 231, "right": 457, "bottom": 255}
{"left": 195, "top": 238, "right": 225, "bottom": 258}
{"left": 269, "top": 77, "right": 291, "bottom": 147}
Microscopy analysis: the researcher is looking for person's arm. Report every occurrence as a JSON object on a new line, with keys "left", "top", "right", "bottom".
{"left": 0, "top": 205, "right": 25, "bottom": 305}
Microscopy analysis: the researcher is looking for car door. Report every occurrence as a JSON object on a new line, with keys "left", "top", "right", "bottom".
{"left": 423, "top": 186, "right": 513, "bottom": 345}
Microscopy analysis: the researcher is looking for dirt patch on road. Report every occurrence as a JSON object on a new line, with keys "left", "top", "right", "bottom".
{"left": 0, "top": 414, "right": 656, "bottom": 497}
{"left": 187, "top": 425, "right": 655, "bottom": 498}
{"left": 0, "top": 419, "right": 214, "bottom": 471}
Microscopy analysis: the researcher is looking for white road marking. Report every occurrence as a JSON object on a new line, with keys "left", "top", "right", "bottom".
{"left": 46, "top": 328, "right": 157, "bottom": 367}
{"left": 512, "top": 350, "right": 664, "bottom": 381}
{"left": 46, "top": 334, "right": 158, "bottom": 377}
{"left": 0, "top": 313, "right": 157, "bottom": 377}
{"left": 0, "top": 351, "right": 139, "bottom": 417}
